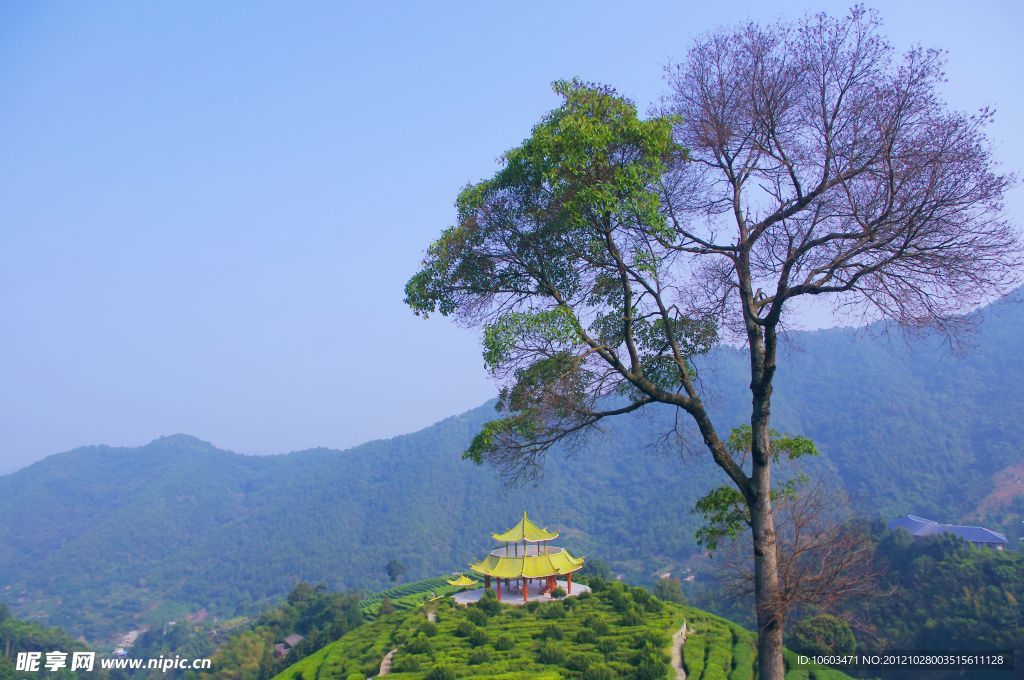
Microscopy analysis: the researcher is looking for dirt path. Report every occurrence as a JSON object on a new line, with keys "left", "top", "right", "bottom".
{"left": 670, "top": 620, "right": 688, "bottom": 680}
{"left": 376, "top": 648, "right": 397, "bottom": 676}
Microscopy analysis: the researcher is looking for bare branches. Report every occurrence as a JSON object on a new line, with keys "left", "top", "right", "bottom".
{"left": 717, "top": 482, "right": 881, "bottom": 619}
{"left": 661, "top": 6, "right": 1021, "bottom": 339}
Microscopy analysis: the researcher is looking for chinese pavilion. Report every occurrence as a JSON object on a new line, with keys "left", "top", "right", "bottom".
{"left": 468, "top": 511, "right": 585, "bottom": 602}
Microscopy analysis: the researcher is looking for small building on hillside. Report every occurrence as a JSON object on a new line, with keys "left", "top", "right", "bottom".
{"left": 273, "top": 633, "right": 305, "bottom": 658}
{"left": 890, "top": 515, "right": 1007, "bottom": 550}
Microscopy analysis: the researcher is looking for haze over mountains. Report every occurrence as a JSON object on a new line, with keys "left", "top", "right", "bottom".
{"left": 1, "top": 288, "right": 1021, "bottom": 640}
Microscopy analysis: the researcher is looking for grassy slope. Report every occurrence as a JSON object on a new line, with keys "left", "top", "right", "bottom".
{"left": 359, "top": 577, "right": 461, "bottom": 617}
{"left": 275, "top": 580, "right": 850, "bottom": 680}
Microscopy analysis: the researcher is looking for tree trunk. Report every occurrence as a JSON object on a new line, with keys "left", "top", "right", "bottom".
{"left": 750, "top": 382, "right": 784, "bottom": 680}
{"left": 750, "top": 457, "right": 785, "bottom": 680}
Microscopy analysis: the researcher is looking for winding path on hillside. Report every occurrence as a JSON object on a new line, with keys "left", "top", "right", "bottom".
{"left": 376, "top": 648, "right": 396, "bottom": 676}
{"left": 671, "top": 620, "right": 688, "bottom": 680}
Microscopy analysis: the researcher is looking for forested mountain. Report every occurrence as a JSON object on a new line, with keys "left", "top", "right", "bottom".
{"left": 1, "top": 289, "right": 1021, "bottom": 641}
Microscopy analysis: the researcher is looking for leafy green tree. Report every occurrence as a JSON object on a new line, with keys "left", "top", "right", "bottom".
{"left": 377, "top": 597, "right": 396, "bottom": 616}
{"left": 405, "top": 10, "right": 1018, "bottom": 679}
{"left": 652, "top": 577, "right": 686, "bottom": 605}
{"left": 790, "top": 614, "right": 856, "bottom": 656}
{"left": 584, "top": 557, "right": 612, "bottom": 581}
{"left": 692, "top": 425, "right": 817, "bottom": 551}
{"left": 385, "top": 559, "right": 406, "bottom": 583}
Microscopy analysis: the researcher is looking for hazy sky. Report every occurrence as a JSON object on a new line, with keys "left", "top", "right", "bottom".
{"left": 2, "top": 1, "right": 1022, "bottom": 472}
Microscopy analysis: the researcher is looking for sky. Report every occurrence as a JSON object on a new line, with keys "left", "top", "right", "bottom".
{"left": 1, "top": 1, "right": 1022, "bottom": 473}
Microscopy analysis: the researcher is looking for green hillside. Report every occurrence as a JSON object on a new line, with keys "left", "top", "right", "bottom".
{"left": 274, "top": 580, "right": 850, "bottom": 680}
{"left": 0, "top": 289, "right": 1021, "bottom": 639}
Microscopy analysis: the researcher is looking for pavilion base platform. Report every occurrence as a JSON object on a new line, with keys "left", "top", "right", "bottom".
{"left": 451, "top": 579, "right": 591, "bottom": 606}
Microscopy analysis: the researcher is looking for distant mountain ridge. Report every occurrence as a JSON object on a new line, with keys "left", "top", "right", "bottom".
{"left": 1, "top": 288, "right": 1021, "bottom": 640}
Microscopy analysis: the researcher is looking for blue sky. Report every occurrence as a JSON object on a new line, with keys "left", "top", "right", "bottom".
{"left": 1, "top": 1, "right": 1021, "bottom": 472}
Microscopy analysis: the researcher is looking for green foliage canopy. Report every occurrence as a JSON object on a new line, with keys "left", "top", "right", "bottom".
{"left": 790, "top": 614, "right": 856, "bottom": 656}
{"left": 406, "top": 79, "right": 718, "bottom": 479}
{"left": 693, "top": 426, "right": 819, "bottom": 550}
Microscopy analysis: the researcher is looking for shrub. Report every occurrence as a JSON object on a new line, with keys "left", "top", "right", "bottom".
{"left": 423, "top": 666, "right": 456, "bottom": 680}
{"left": 704, "top": 630, "right": 732, "bottom": 677}
{"left": 642, "top": 596, "right": 663, "bottom": 613}
{"left": 539, "top": 601, "right": 567, "bottom": 619}
{"left": 791, "top": 614, "right": 856, "bottom": 656}
{"left": 525, "top": 601, "right": 541, "bottom": 613}
{"left": 565, "top": 653, "right": 591, "bottom": 672}
{"left": 476, "top": 589, "right": 503, "bottom": 616}
{"left": 377, "top": 596, "right": 396, "bottom": 616}
{"left": 575, "top": 628, "right": 599, "bottom": 644}
{"left": 682, "top": 634, "right": 706, "bottom": 677}
{"left": 596, "top": 638, "right": 618, "bottom": 656}
{"left": 468, "top": 648, "right": 490, "bottom": 665}
{"left": 468, "top": 626, "right": 489, "bottom": 647}
{"left": 392, "top": 655, "right": 422, "bottom": 673}
{"left": 537, "top": 640, "right": 567, "bottom": 665}
{"left": 729, "top": 638, "right": 755, "bottom": 680}
{"left": 634, "top": 654, "right": 671, "bottom": 680}
{"left": 537, "top": 624, "right": 564, "bottom": 640}
{"left": 419, "top": 621, "right": 438, "bottom": 637}
{"left": 581, "top": 663, "right": 617, "bottom": 680}
{"left": 404, "top": 633, "right": 433, "bottom": 655}
{"left": 702, "top": 666, "right": 728, "bottom": 680}
{"left": 619, "top": 605, "right": 644, "bottom": 626}
{"left": 454, "top": 620, "right": 475, "bottom": 637}
{"left": 466, "top": 607, "right": 489, "bottom": 627}
{"left": 493, "top": 634, "right": 515, "bottom": 651}
{"left": 551, "top": 586, "right": 567, "bottom": 599}
{"left": 582, "top": 614, "right": 610, "bottom": 635}
{"left": 608, "top": 590, "right": 633, "bottom": 613}
{"left": 631, "top": 587, "right": 653, "bottom": 606}
{"left": 632, "top": 630, "right": 667, "bottom": 650}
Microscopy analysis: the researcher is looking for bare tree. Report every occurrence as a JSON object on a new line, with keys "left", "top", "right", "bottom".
{"left": 661, "top": 8, "right": 1017, "bottom": 337}
{"left": 405, "top": 7, "right": 1020, "bottom": 679}
{"left": 715, "top": 481, "right": 881, "bottom": 624}
{"left": 656, "top": 8, "right": 1020, "bottom": 675}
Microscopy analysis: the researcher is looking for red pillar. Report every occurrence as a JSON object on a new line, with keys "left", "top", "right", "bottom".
{"left": 484, "top": 575, "right": 490, "bottom": 590}
{"left": 523, "top": 577, "right": 528, "bottom": 602}
{"left": 567, "top": 572, "right": 572, "bottom": 594}
{"left": 496, "top": 579, "right": 502, "bottom": 601}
